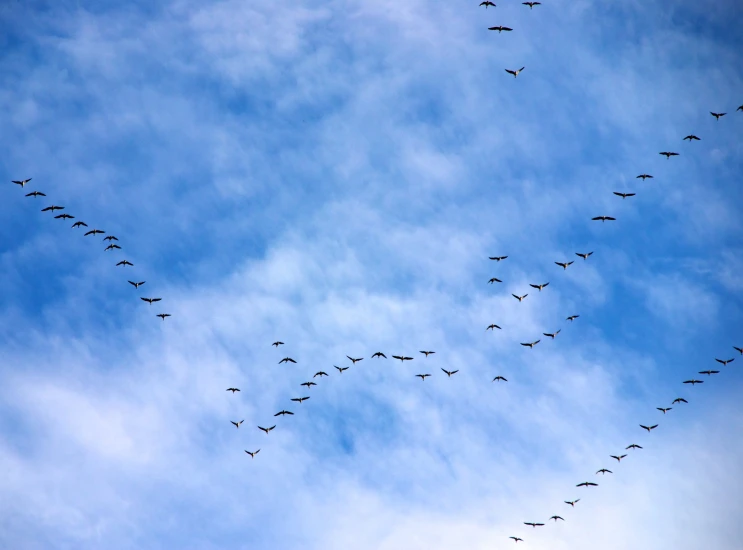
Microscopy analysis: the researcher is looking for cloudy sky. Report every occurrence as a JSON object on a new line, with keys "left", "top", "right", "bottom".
{"left": 1, "top": 0, "right": 742, "bottom": 548}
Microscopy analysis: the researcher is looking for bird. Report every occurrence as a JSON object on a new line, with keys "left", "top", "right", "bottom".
{"left": 555, "top": 261, "right": 574, "bottom": 270}
{"left": 657, "top": 407, "right": 672, "bottom": 414}
{"left": 576, "top": 482, "right": 598, "bottom": 487}
{"left": 12, "top": 178, "right": 32, "bottom": 187}
{"left": 116, "top": 260, "right": 133, "bottom": 267}
{"left": 487, "top": 324, "right": 502, "bottom": 331}
{"left": 231, "top": 420, "right": 244, "bottom": 429}
{"left": 156, "top": 313, "right": 171, "bottom": 320}
{"left": 683, "top": 379, "right": 703, "bottom": 385}
{"left": 347, "top": 356, "right": 363, "bottom": 364}
{"left": 524, "top": 522, "right": 544, "bottom": 528}
{"left": 523, "top": 1, "right": 541, "bottom": 8}
{"left": 103, "top": 235, "right": 119, "bottom": 242}
{"left": 441, "top": 368, "right": 459, "bottom": 377}
{"left": 279, "top": 357, "right": 297, "bottom": 364}
{"left": 640, "top": 424, "right": 659, "bottom": 432}
{"left": 490, "top": 26, "right": 513, "bottom": 33}
{"left": 611, "top": 454, "right": 628, "bottom": 462}
{"left": 272, "top": 341, "right": 284, "bottom": 347}
{"left": 613, "top": 192, "right": 636, "bottom": 199}
{"left": 226, "top": 388, "right": 240, "bottom": 393}
{"left": 488, "top": 277, "right": 503, "bottom": 284}
{"left": 509, "top": 537, "right": 523, "bottom": 543}
{"left": 25, "top": 191, "right": 46, "bottom": 197}
{"left": 128, "top": 280, "right": 146, "bottom": 288}
{"left": 512, "top": 293, "right": 528, "bottom": 302}
{"left": 301, "top": 381, "right": 317, "bottom": 388}
{"left": 274, "top": 410, "right": 294, "bottom": 416}
{"left": 84, "top": 229, "right": 104, "bottom": 236}
{"left": 715, "top": 358, "right": 735, "bottom": 366}
{"left": 625, "top": 444, "right": 642, "bottom": 450}
{"left": 415, "top": 374, "right": 431, "bottom": 381}
{"left": 313, "top": 371, "right": 328, "bottom": 378}
{"left": 489, "top": 256, "right": 508, "bottom": 261}
{"left": 420, "top": 351, "right": 436, "bottom": 358}
{"left": 291, "top": 396, "right": 310, "bottom": 403}
{"left": 505, "top": 66, "right": 525, "bottom": 77}
{"left": 683, "top": 134, "right": 700, "bottom": 141}
{"left": 592, "top": 216, "right": 616, "bottom": 222}
{"left": 710, "top": 112, "right": 726, "bottom": 120}
{"left": 596, "top": 469, "right": 613, "bottom": 475}
{"left": 659, "top": 151, "right": 679, "bottom": 158}
{"left": 492, "top": 375, "right": 507, "bottom": 382}
{"left": 371, "top": 352, "right": 387, "bottom": 358}
{"left": 672, "top": 398, "right": 688, "bottom": 404}
{"left": 104, "top": 244, "right": 121, "bottom": 251}
{"left": 258, "top": 425, "right": 276, "bottom": 434}
{"left": 733, "top": 346, "right": 742, "bottom": 355}
{"left": 564, "top": 499, "right": 580, "bottom": 507}
{"left": 738, "top": 105, "right": 743, "bottom": 112}
{"left": 71, "top": 221, "right": 88, "bottom": 228}
{"left": 636, "top": 174, "right": 653, "bottom": 180}
{"left": 543, "top": 330, "right": 561, "bottom": 339}
{"left": 530, "top": 282, "right": 549, "bottom": 291}
{"left": 392, "top": 355, "right": 414, "bottom": 362}
{"left": 699, "top": 370, "right": 720, "bottom": 376}
{"left": 335, "top": 365, "right": 349, "bottom": 373}
{"left": 521, "top": 340, "right": 540, "bottom": 348}
{"left": 566, "top": 315, "right": 579, "bottom": 321}
{"left": 54, "top": 213, "right": 74, "bottom": 220}
{"left": 41, "top": 205, "right": 64, "bottom": 213}
{"left": 576, "top": 252, "right": 593, "bottom": 260}
{"left": 550, "top": 515, "right": 564, "bottom": 522}
{"left": 245, "top": 450, "right": 260, "bottom": 458}
{"left": 480, "top": 0, "right": 496, "bottom": 7}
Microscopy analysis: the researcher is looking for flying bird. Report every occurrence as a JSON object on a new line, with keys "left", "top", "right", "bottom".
{"left": 529, "top": 282, "right": 549, "bottom": 291}
{"left": 272, "top": 341, "right": 284, "bottom": 347}
{"left": 488, "top": 277, "right": 503, "bottom": 284}
{"left": 420, "top": 351, "right": 435, "bottom": 357}
{"left": 231, "top": 420, "right": 244, "bottom": 429}
{"left": 25, "top": 191, "right": 45, "bottom": 197}
{"left": 71, "top": 221, "right": 88, "bottom": 228}
{"left": 347, "top": 356, "right": 363, "bottom": 364}
{"left": 492, "top": 375, "right": 508, "bottom": 382}
{"left": 245, "top": 449, "right": 260, "bottom": 458}
{"left": 613, "top": 192, "right": 636, "bottom": 199}
{"left": 592, "top": 216, "right": 616, "bottom": 222}
{"left": 566, "top": 315, "right": 579, "bottom": 321}
{"left": 116, "top": 260, "right": 133, "bottom": 267}
{"left": 274, "top": 410, "right": 294, "bottom": 417}
{"left": 226, "top": 388, "right": 240, "bottom": 393}
{"left": 524, "top": 522, "right": 544, "bottom": 528}
{"left": 335, "top": 366, "right": 349, "bottom": 373}
{"left": 576, "top": 482, "right": 598, "bottom": 487}
{"left": 313, "top": 371, "right": 328, "bottom": 378}
{"left": 103, "top": 235, "right": 119, "bottom": 241}
{"left": 596, "top": 469, "right": 613, "bottom": 475}
{"left": 489, "top": 256, "right": 508, "bottom": 261}
{"left": 480, "top": 1, "right": 496, "bottom": 6}
{"left": 637, "top": 174, "right": 654, "bottom": 180}
{"left": 555, "top": 261, "right": 574, "bottom": 270}
{"left": 710, "top": 112, "right": 726, "bottom": 120}
{"left": 392, "top": 355, "right": 414, "bottom": 362}
{"left": 258, "top": 425, "right": 276, "bottom": 434}
{"left": 490, "top": 26, "right": 513, "bottom": 33}
{"left": 41, "top": 205, "right": 64, "bottom": 213}
{"left": 699, "top": 370, "right": 720, "bottom": 376}
{"left": 715, "top": 358, "right": 734, "bottom": 366}
{"left": 128, "top": 280, "right": 145, "bottom": 288}
{"left": 301, "top": 381, "right": 317, "bottom": 388}
{"left": 371, "top": 352, "right": 387, "bottom": 358}
{"left": 84, "top": 229, "right": 104, "bottom": 236}
{"left": 565, "top": 499, "right": 580, "bottom": 507}
{"left": 733, "top": 346, "right": 742, "bottom": 354}
{"left": 683, "top": 134, "right": 700, "bottom": 141}
{"left": 521, "top": 340, "right": 540, "bottom": 348}
{"left": 657, "top": 407, "right": 672, "bottom": 414}
{"left": 291, "top": 396, "right": 310, "bottom": 403}
{"left": 640, "top": 424, "right": 659, "bottom": 432}
{"left": 54, "top": 213, "right": 74, "bottom": 220}
{"left": 683, "top": 379, "right": 703, "bottom": 385}
{"left": 611, "top": 454, "right": 628, "bottom": 462}
{"left": 512, "top": 293, "right": 528, "bottom": 302}
{"left": 549, "top": 515, "right": 564, "bottom": 522}
{"left": 487, "top": 324, "right": 502, "bottom": 331}
{"left": 543, "top": 330, "right": 561, "bottom": 339}
{"left": 523, "top": 1, "right": 541, "bottom": 8}
{"left": 576, "top": 252, "right": 593, "bottom": 260}
{"left": 505, "top": 66, "right": 525, "bottom": 77}
{"left": 156, "top": 313, "right": 171, "bottom": 320}
{"left": 104, "top": 244, "right": 121, "bottom": 251}
{"left": 672, "top": 398, "right": 688, "bottom": 404}
{"left": 509, "top": 537, "right": 523, "bottom": 543}
{"left": 738, "top": 105, "right": 743, "bottom": 112}
{"left": 12, "top": 178, "right": 32, "bottom": 187}
{"left": 626, "top": 444, "right": 642, "bottom": 450}
{"left": 659, "top": 151, "right": 679, "bottom": 158}
{"left": 415, "top": 374, "right": 432, "bottom": 380}
{"left": 279, "top": 357, "right": 297, "bottom": 364}
{"left": 441, "top": 368, "right": 459, "bottom": 377}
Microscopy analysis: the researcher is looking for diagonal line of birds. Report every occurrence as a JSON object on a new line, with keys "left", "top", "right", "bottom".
{"left": 6, "top": 0, "right": 743, "bottom": 546}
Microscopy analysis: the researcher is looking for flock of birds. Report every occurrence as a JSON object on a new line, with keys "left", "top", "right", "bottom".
{"left": 7, "top": 0, "right": 743, "bottom": 546}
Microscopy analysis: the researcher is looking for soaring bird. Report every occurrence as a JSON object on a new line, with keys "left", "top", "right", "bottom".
{"left": 738, "top": 105, "right": 743, "bottom": 112}
{"left": 710, "top": 112, "right": 726, "bottom": 120}
{"left": 715, "top": 358, "right": 735, "bottom": 366}
{"left": 699, "top": 370, "right": 720, "bottom": 376}
{"left": 683, "top": 135, "right": 700, "bottom": 141}
{"left": 226, "top": 388, "right": 240, "bottom": 393}
{"left": 301, "top": 381, "right": 317, "bottom": 388}
{"left": 550, "top": 515, "right": 564, "bottom": 522}
{"left": 313, "top": 371, "right": 328, "bottom": 378}
{"left": 576, "top": 252, "right": 593, "bottom": 260}
{"left": 116, "top": 260, "right": 133, "bottom": 267}
{"left": 245, "top": 450, "right": 260, "bottom": 458}
{"left": 372, "top": 352, "right": 387, "bottom": 358}
{"left": 480, "top": 0, "right": 496, "bottom": 6}
{"left": 672, "top": 398, "right": 688, "bottom": 404}
{"left": 128, "top": 280, "right": 146, "bottom": 288}
{"left": 291, "top": 396, "right": 310, "bottom": 403}
{"left": 12, "top": 178, "right": 32, "bottom": 187}
{"left": 733, "top": 346, "right": 742, "bottom": 354}
{"left": 71, "top": 221, "right": 88, "bottom": 228}
{"left": 488, "top": 277, "right": 503, "bottom": 284}
{"left": 156, "top": 313, "right": 171, "bottom": 320}
{"left": 509, "top": 537, "right": 523, "bottom": 543}
{"left": 231, "top": 420, "right": 244, "bottom": 429}
{"left": 521, "top": 340, "right": 540, "bottom": 348}
{"left": 104, "top": 244, "right": 121, "bottom": 251}
{"left": 347, "top": 356, "right": 363, "bottom": 364}
{"left": 54, "top": 213, "right": 74, "bottom": 220}
{"left": 683, "top": 379, "right": 703, "bottom": 385}
{"left": 530, "top": 282, "right": 549, "bottom": 291}
{"left": 489, "top": 256, "right": 508, "bottom": 261}
{"left": 524, "top": 522, "right": 544, "bottom": 528}
{"left": 392, "top": 355, "right": 414, "bottom": 362}
{"left": 279, "top": 357, "right": 297, "bottom": 364}
{"left": 442, "top": 368, "right": 459, "bottom": 377}
{"left": 640, "top": 424, "right": 659, "bottom": 432}
{"left": 625, "top": 444, "right": 642, "bottom": 450}
{"left": 420, "top": 351, "right": 435, "bottom": 357}
{"left": 657, "top": 407, "right": 672, "bottom": 414}
{"left": 274, "top": 410, "right": 294, "bottom": 416}
{"left": 555, "top": 261, "right": 574, "bottom": 270}
{"left": 636, "top": 174, "right": 654, "bottom": 180}
{"left": 592, "top": 216, "right": 616, "bottom": 222}
{"left": 258, "top": 425, "right": 276, "bottom": 434}
{"left": 565, "top": 499, "right": 580, "bottom": 507}
{"left": 487, "top": 324, "right": 502, "bottom": 331}
{"left": 576, "top": 482, "right": 598, "bottom": 488}
{"left": 335, "top": 365, "right": 349, "bottom": 373}
{"left": 613, "top": 192, "right": 636, "bottom": 199}
{"left": 41, "top": 205, "right": 64, "bottom": 213}
{"left": 611, "top": 454, "right": 628, "bottom": 462}
{"left": 84, "top": 229, "right": 105, "bottom": 236}
{"left": 490, "top": 26, "right": 513, "bottom": 33}
{"left": 505, "top": 66, "right": 525, "bottom": 77}
{"left": 103, "top": 235, "right": 119, "bottom": 242}
{"left": 566, "top": 315, "right": 579, "bottom": 321}
{"left": 25, "top": 191, "right": 45, "bottom": 197}
{"left": 523, "top": 1, "right": 541, "bottom": 7}
{"left": 415, "top": 374, "right": 432, "bottom": 381}
{"left": 512, "top": 293, "right": 528, "bottom": 302}
{"left": 596, "top": 469, "right": 613, "bottom": 475}
{"left": 272, "top": 341, "right": 284, "bottom": 347}
{"left": 492, "top": 375, "right": 508, "bottom": 382}
{"left": 543, "top": 330, "right": 561, "bottom": 339}
{"left": 659, "top": 151, "right": 679, "bottom": 158}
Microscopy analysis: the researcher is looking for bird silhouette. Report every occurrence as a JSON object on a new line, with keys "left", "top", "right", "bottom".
{"left": 392, "top": 355, "right": 414, "bottom": 362}
{"left": 636, "top": 174, "right": 654, "bottom": 180}
{"left": 490, "top": 26, "right": 513, "bottom": 33}
{"left": 489, "top": 256, "right": 508, "bottom": 261}
{"left": 710, "top": 112, "right": 726, "bottom": 120}
{"left": 523, "top": 522, "right": 544, "bottom": 528}
{"left": 487, "top": 324, "right": 502, "bottom": 331}
{"left": 549, "top": 515, "right": 564, "bottom": 521}
{"left": 116, "top": 260, "right": 133, "bottom": 267}
{"left": 415, "top": 374, "right": 432, "bottom": 381}
{"left": 347, "top": 356, "right": 363, "bottom": 364}
{"left": 683, "top": 134, "right": 700, "bottom": 141}
{"left": 103, "top": 235, "right": 119, "bottom": 242}
{"left": 25, "top": 191, "right": 45, "bottom": 197}
{"left": 625, "top": 444, "right": 642, "bottom": 450}
{"left": 84, "top": 229, "right": 105, "bottom": 236}
{"left": 512, "top": 293, "right": 528, "bottom": 302}
{"left": 505, "top": 66, "right": 525, "bottom": 76}
{"left": 441, "top": 368, "right": 459, "bottom": 377}
{"left": 530, "top": 282, "right": 549, "bottom": 291}
{"left": 576, "top": 482, "right": 598, "bottom": 487}
{"left": 492, "top": 376, "right": 508, "bottom": 382}
{"left": 543, "top": 330, "right": 561, "bottom": 339}
{"left": 566, "top": 315, "right": 579, "bottom": 321}
{"left": 565, "top": 499, "right": 580, "bottom": 507}
{"left": 245, "top": 449, "right": 260, "bottom": 458}
{"left": 611, "top": 454, "right": 628, "bottom": 461}
{"left": 258, "top": 425, "right": 276, "bottom": 434}
{"left": 699, "top": 370, "right": 720, "bottom": 376}
{"left": 272, "top": 341, "right": 284, "bottom": 347}
{"left": 104, "top": 243, "right": 121, "bottom": 251}
{"left": 480, "top": 0, "right": 496, "bottom": 6}
{"left": 156, "top": 313, "right": 171, "bottom": 320}
{"left": 657, "top": 407, "right": 672, "bottom": 414}
{"left": 128, "top": 280, "right": 146, "bottom": 288}
{"left": 521, "top": 340, "right": 540, "bottom": 348}
{"left": 140, "top": 297, "right": 161, "bottom": 305}
{"left": 592, "top": 216, "right": 616, "bottom": 222}
{"left": 733, "top": 346, "right": 742, "bottom": 354}
{"left": 54, "top": 213, "right": 74, "bottom": 220}
{"left": 555, "top": 261, "right": 574, "bottom": 270}
{"left": 291, "top": 396, "right": 310, "bottom": 403}
{"left": 231, "top": 420, "right": 244, "bottom": 429}
{"left": 279, "top": 357, "right": 297, "bottom": 364}
{"left": 509, "top": 537, "right": 523, "bottom": 543}
{"left": 640, "top": 424, "right": 659, "bottom": 432}
{"left": 274, "top": 410, "right": 294, "bottom": 417}
{"left": 313, "top": 371, "right": 328, "bottom": 378}
{"left": 596, "top": 469, "right": 613, "bottom": 475}
{"left": 683, "top": 379, "right": 703, "bottom": 385}
{"left": 613, "top": 192, "right": 636, "bottom": 199}
{"left": 715, "top": 358, "right": 734, "bottom": 366}
{"left": 659, "top": 151, "right": 679, "bottom": 158}
{"left": 71, "top": 221, "right": 88, "bottom": 228}
{"left": 672, "top": 398, "right": 688, "bottom": 404}
{"left": 420, "top": 351, "right": 435, "bottom": 357}
{"left": 41, "top": 205, "right": 64, "bottom": 213}
{"left": 575, "top": 252, "right": 593, "bottom": 260}
{"left": 301, "top": 381, "right": 317, "bottom": 388}
{"left": 523, "top": 1, "right": 541, "bottom": 8}
{"left": 371, "top": 352, "right": 387, "bottom": 358}
{"left": 488, "top": 277, "right": 503, "bottom": 284}
{"left": 335, "top": 366, "right": 349, "bottom": 373}
{"left": 226, "top": 388, "right": 240, "bottom": 393}
{"left": 12, "top": 178, "right": 32, "bottom": 187}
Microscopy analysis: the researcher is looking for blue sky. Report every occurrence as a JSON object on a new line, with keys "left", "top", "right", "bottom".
{"left": 1, "top": 0, "right": 742, "bottom": 548}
